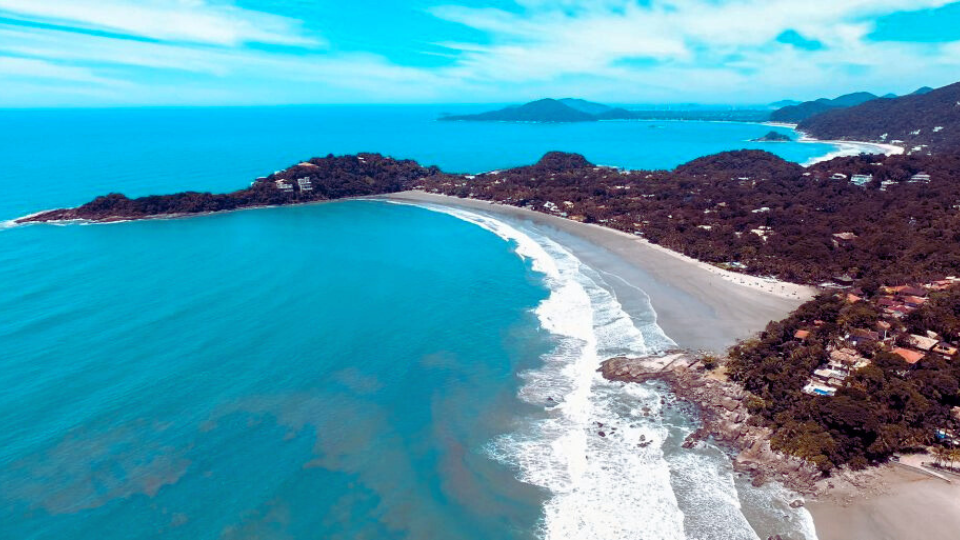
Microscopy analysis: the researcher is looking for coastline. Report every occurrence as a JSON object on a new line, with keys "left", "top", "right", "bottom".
{"left": 759, "top": 120, "right": 905, "bottom": 165}
{"left": 798, "top": 136, "right": 904, "bottom": 165}
{"left": 381, "top": 191, "right": 960, "bottom": 540}
{"left": 381, "top": 191, "right": 815, "bottom": 353}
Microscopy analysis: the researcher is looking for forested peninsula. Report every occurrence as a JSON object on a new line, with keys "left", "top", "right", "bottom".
{"left": 19, "top": 136, "right": 960, "bottom": 473}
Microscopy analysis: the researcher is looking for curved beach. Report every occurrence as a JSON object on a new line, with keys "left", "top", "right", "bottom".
{"left": 384, "top": 191, "right": 960, "bottom": 540}
{"left": 384, "top": 191, "right": 815, "bottom": 353}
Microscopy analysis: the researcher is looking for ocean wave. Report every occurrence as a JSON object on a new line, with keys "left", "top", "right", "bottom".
{"left": 408, "top": 203, "right": 815, "bottom": 540}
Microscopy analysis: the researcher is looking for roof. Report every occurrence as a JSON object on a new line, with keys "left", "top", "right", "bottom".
{"left": 909, "top": 334, "right": 939, "bottom": 351}
{"left": 893, "top": 348, "right": 925, "bottom": 364}
{"left": 851, "top": 329, "right": 880, "bottom": 341}
{"left": 899, "top": 286, "right": 927, "bottom": 297}
{"left": 794, "top": 330, "right": 810, "bottom": 340}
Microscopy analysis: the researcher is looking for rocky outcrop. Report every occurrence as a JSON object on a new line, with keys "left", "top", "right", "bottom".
{"left": 600, "top": 354, "right": 822, "bottom": 494}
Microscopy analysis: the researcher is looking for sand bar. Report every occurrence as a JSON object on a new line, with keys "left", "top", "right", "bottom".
{"left": 382, "top": 191, "right": 815, "bottom": 352}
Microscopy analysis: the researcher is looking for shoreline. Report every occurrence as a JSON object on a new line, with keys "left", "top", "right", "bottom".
{"left": 601, "top": 353, "right": 960, "bottom": 540}
{"left": 380, "top": 191, "right": 815, "bottom": 353}
{"left": 758, "top": 120, "right": 905, "bottom": 165}
{"left": 381, "top": 191, "right": 960, "bottom": 540}
{"left": 798, "top": 136, "right": 904, "bottom": 165}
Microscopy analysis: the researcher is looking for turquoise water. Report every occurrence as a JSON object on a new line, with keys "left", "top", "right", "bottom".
{"left": 0, "top": 106, "right": 834, "bottom": 221}
{"left": 0, "top": 107, "right": 827, "bottom": 539}
{"left": 0, "top": 202, "right": 552, "bottom": 539}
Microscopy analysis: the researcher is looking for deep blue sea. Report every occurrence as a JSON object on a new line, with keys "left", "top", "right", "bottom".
{"left": 0, "top": 107, "right": 829, "bottom": 540}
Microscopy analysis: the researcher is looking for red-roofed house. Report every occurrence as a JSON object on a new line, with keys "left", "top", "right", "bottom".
{"left": 902, "top": 296, "right": 927, "bottom": 308}
{"left": 893, "top": 348, "right": 925, "bottom": 364}
{"left": 794, "top": 330, "right": 810, "bottom": 340}
{"left": 899, "top": 286, "right": 927, "bottom": 298}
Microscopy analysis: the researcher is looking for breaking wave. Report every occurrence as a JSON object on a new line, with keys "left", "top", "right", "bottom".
{"left": 411, "top": 202, "right": 817, "bottom": 540}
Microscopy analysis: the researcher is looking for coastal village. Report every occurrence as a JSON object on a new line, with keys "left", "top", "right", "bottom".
{"left": 800, "top": 278, "right": 960, "bottom": 401}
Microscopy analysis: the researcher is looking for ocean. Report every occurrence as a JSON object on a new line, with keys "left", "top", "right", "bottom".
{"left": 0, "top": 106, "right": 829, "bottom": 539}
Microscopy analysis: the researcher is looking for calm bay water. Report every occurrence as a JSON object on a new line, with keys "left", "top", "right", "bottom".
{"left": 0, "top": 107, "right": 827, "bottom": 539}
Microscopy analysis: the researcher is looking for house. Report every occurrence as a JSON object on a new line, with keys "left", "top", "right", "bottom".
{"left": 297, "top": 177, "right": 313, "bottom": 191}
{"left": 813, "top": 368, "right": 834, "bottom": 382}
{"left": 849, "top": 329, "right": 880, "bottom": 346}
{"left": 847, "top": 293, "right": 863, "bottom": 303}
{"left": 851, "top": 174, "right": 873, "bottom": 186}
{"left": 876, "top": 321, "right": 892, "bottom": 339}
{"left": 833, "top": 275, "right": 855, "bottom": 287}
{"left": 794, "top": 329, "right": 810, "bottom": 340}
{"left": 885, "top": 304, "right": 911, "bottom": 318}
{"left": 893, "top": 347, "right": 925, "bottom": 364}
{"left": 899, "top": 286, "right": 927, "bottom": 298}
{"left": 831, "top": 173, "right": 848, "bottom": 180}
{"left": 902, "top": 296, "right": 927, "bottom": 309}
{"left": 934, "top": 343, "right": 958, "bottom": 357}
{"left": 833, "top": 232, "right": 858, "bottom": 242}
{"left": 879, "top": 180, "right": 898, "bottom": 191}
{"left": 910, "top": 334, "right": 940, "bottom": 351}
{"left": 909, "top": 173, "right": 931, "bottom": 183}
{"left": 275, "top": 179, "right": 294, "bottom": 192}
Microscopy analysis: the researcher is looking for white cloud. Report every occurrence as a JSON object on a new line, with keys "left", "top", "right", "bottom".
{"left": 1, "top": 0, "right": 959, "bottom": 105}
{"left": 0, "top": 56, "right": 124, "bottom": 85}
{"left": 0, "top": 0, "right": 320, "bottom": 46}
{"left": 428, "top": 0, "right": 960, "bottom": 99}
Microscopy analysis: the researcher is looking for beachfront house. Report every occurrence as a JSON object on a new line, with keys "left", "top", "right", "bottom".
{"left": 297, "top": 177, "right": 313, "bottom": 192}
{"left": 909, "top": 173, "right": 932, "bottom": 183}
{"left": 275, "top": 179, "right": 294, "bottom": 192}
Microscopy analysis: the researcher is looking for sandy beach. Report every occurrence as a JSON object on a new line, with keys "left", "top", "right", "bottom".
{"left": 799, "top": 136, "right": 904, "bottom": 165}
{"left": 382, "top": 191, "right": 815, "bottom": 352}
{"left": 808, "top": 463, "right": 960, "bottom": 540}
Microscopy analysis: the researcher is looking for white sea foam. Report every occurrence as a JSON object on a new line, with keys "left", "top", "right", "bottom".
{"left": 407, "top": 202, "right": 817, "bottom": 540}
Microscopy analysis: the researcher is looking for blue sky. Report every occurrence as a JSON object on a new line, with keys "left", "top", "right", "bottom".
{"left": 1, "top": 0, "right": 960, "bottom": 106}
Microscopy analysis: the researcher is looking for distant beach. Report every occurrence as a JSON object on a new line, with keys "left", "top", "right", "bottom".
{"left": 760, "top": 121, "right": 905, "bottom": 165}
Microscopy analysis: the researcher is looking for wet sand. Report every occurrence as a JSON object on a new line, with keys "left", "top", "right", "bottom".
{"left": 382, "top": 191, "right": 815, "bottom": 352}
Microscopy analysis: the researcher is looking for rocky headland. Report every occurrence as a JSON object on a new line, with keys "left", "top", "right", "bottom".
{"left": 599, "top": 354, "right": 822, "bottom": 495}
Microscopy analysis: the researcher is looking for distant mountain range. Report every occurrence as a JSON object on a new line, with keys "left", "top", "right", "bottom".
{"left": 769, "top": 92, "right": 882, "bottom": 123}
{"left": 799, "top": 81, "right": 960, "bottom": 154}
{"left": 439, "top": 85, "right": 951, "bottom": 138}
{"left": 769, "top": 87, "right": 936, "bottom": 123}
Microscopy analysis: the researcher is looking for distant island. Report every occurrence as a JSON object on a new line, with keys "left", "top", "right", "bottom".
{"left": 440, "top": 97, "right": 771, "bottom": 123}
{"left": 438, "top": 98, "right": 637, "bottom": 122}
{"left": 751, "top": 131, "right": 792, "bottom": 142}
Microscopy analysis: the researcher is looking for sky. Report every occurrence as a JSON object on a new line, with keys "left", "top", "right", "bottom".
{"left": 1, "top": 0, "right": 960, "bottom": 107}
